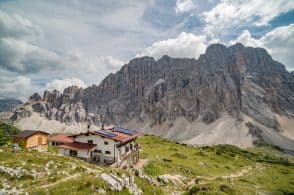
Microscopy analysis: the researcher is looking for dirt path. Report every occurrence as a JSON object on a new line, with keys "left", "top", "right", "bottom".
{"left": 40, "top": 173, "right": 81, "bottom": 189}
{"left": 221, "top": 166, "right": 253, "bottom": 179}
{"left": 200, "top": 163, "right": 264, "bottom": 182}
{"left": 222, "top": 163, "right": 264, "bottom": 179}
{"left": 134, "top": 158, "right": 149, "bottom": 169}
{"left": 34, "top": 165, "right": 102, "bottom": 190}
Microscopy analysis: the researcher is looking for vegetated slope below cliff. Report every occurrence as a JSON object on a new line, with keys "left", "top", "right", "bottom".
{"left": 0, "top": 135, "right": 293, "bottom": 194}
{"left": 3, "top": 43, "right": 294, "bottom": 151}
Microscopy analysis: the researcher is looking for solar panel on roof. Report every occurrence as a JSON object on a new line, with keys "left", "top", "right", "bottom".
{"left": 114, "top": 127, "right": 136, "bottom": 136}
{"left": 96, "top": 129, "right": 116, "bottom": 137}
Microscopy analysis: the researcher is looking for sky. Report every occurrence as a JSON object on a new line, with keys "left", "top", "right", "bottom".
{"left": 0, "top": 0, "right": 293, "bottom": 100}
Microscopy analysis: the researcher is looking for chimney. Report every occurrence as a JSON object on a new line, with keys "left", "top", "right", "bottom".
{"left": 87, "top": 124, "right": 90, "bottom": 133}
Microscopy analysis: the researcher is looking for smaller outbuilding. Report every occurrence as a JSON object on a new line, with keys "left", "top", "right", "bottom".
{"left": 14, "top": 130, "right": 49, "bottom": 149}
{"left": 48, "top": 134, "right": 74, "bottom": 147}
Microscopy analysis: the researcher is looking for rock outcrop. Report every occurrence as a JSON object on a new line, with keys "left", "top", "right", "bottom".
{"left": 7, "top": 43, "right": 294, "bottom": 151}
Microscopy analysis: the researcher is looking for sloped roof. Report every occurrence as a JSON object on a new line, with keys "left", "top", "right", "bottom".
{"left": 48, "top": 134, "right": 74, "bottom": 143}
{"left": 15, "top": 130, "right": 49, "bottom": 138}
{"left": 57, "top": 142, "right": 96, "bottom": 150}
{"left": 70, "top": 127, "right": 141, "bottom": 143}
{"left": 102, "top": 129, "right": 141, "bottom": 143}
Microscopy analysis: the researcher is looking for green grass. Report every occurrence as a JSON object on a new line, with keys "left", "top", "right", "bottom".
{"left": 0, "top": 146, "right": 104, "bottom": 193}
{"left": 137, "top": 135, "right": 294, "bottom": 194}
{"left": 138, "top": 136, "right": 253, "bottom": 177}
{"left": 0, "top": 134, "right": 293, "bottom": 194}
{"left": 31, "top": 175, "right": 132, "bottom": 195}
{"left": 135, "top": 176, "right": 165, "bottom": 195}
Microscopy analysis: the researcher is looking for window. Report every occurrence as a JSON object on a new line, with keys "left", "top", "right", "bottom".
{"left": 52, "top": 141, "right": 56, "bottom": 146}
{"left": 94, "top": 157, "right": 100, "bottom": 162}
{"left": 70, "top": 150, "right": 77, "bottom": 156}
{"left": 94, "top": 149, "right": 101, "bottom": 153}
{"left": 88, "top": 140, "right": 93, "bottom": 144}
{"left": 125, "top": 146, "right": 130, "bottom": 152}
{"left": 104, "top": 141, "right": 108, "bottom": 145}
{"left": 105, "top": 151, "right": 111, "bottom": 154}
{"left": 37, "top": 136, "right": 43, "bottom": 145}
{"left": 130, "top": 144, "right": 133, "bottom": 150}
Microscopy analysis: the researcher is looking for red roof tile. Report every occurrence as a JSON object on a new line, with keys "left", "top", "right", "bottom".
{"left": 69, "top": 127, "right": 142, "bottom": 143}
{"left": 103, "top": 129, "right": 141, "bottom": 143}
{"left": 48, "top": 134, "right": 74, "bottom": 143}
{"left": 57, "top": 142, "right": 96, "bottom": 150}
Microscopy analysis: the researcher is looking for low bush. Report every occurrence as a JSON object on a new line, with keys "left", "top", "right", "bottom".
{"left": 162, "top": 158, "right": 172, "bottom": 162}
{"left": 0, "top": 122, "right": 20, "bottom": 146}
{"left": 172, "top": 152, "right": 187, "bottom": 159}
{"left": 144, "top": 161, "right": 162, "bottom": 176}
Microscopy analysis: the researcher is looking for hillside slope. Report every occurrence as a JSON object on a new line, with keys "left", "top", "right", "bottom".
{"left": 3, "top": 43, "right": 294, "bottom": 150}
{"left": 0, "top": 135, "right": 293, "bottom": 194}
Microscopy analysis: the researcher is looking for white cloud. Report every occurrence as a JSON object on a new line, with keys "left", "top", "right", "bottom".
{"left": 61, "top": 49, "right": 124, "bottom": 82}
{"left": 0, "top": 9, "right": 125, "bottom": 88}
{"left": 0, "top": 1, "right": 293, "bottom": 100}
{"left": 230, "top": 24, "right": 294, "bottom": 71}
{"left": 98, "top": 56, "right": 124, "bottom": 70}
{"left": 45, "top": 78, "right": 87, "bottom": 93}
{"left": 0, "top": 9, "right": 40, "bottom": 39}
{"left": 0, "top": 75, "right": 33, "bottom": 100}
{"left": 0, "top": 37, "right": 60, "bottom": 73}
{"left": 137, "top": 32, "right": 207, "bottom": 59}
{"left": 175, "top": 0, "right": 195, "bottom": 14}
{"left": 202, "top": 0, "right": 294, "bottom": 38}
{"left": 0, "top": 10, "right": 63, "bottom": 74}
{"left": 229, "top": 30, "right": 263, "bottom": 48}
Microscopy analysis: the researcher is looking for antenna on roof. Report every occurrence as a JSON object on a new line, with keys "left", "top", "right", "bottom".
{"left": 100, "top": 113, "right": 105, "bottom": 130}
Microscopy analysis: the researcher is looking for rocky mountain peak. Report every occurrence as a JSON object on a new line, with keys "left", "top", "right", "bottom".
{"left": 29, "top": 93, "right": 42, "bottom": 101}
{"left": 205, "top": 43, "right": 229, "bottom": 54}
{"left": 6, "top": 43, "right": 294, "bottom": 151}
{"left": 63, "top": 85, "right": 81, "bottom": 96}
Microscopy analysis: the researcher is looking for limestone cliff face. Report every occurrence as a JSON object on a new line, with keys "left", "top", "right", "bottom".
{"left": 9, "top": 43, "right": 294, "bottom": 150}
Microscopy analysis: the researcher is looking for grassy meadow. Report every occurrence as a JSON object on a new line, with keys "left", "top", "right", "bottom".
{"left": 138, "top": 135, "right": 294, "bottom": 194}
{"left": 0, "top": 134, "right": 293, "bottom": 194}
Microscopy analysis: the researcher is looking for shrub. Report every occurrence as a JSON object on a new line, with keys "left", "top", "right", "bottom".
{"left": 172, "top": 152, "right": 187, "bottom": 159}
{"left": 162, "top": 158, "right": 172, "bottom": 162}
{"left": 219, "top": 184, "right": 234, "bottom": 193}
{"left": 0, "top": 129, "right": 8, "bottom": 146}
{"left": 0, "top": 122, "right": 21, "bottom": 146}
{"left": 188, "top": 185, "right": 211, "bottom": 194}
{"left": 216, "top": 151, "right": 222, "bottom": 155}
{"left": 144, "top": 162, "right": 161, "bottom": 176}
{"left": 188, "top": 186, "right": 201, "bottom": 194}
{"left": 195, "top": 151, "right": 205, "bottom": 156}
{"left": 229, "top": 153, "right": 235, "bottom": 157}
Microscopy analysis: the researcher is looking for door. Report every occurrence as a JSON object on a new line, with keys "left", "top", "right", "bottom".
{"left": 70, "top": 150, "right": 77, "bottom": 156}
{"left": 38, "top": 136, "right": 43, "bottom": 145}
